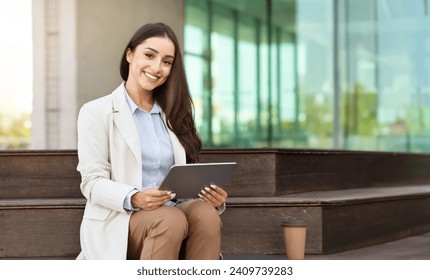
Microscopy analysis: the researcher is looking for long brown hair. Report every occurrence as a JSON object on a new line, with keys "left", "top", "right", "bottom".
{"left": 120, "top": 23, "right": 202, "bottom": 163}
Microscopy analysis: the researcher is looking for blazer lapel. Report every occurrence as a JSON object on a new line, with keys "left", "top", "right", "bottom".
{"left": 110, "top": 83, "right": 186, "bottom": 166}
{"left": 111, "top": 84, "right": 141, "bottom": 163}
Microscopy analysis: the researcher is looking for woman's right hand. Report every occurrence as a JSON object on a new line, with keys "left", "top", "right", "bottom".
{"left": 131, "top": 188, "right": 175, "bottom": 210}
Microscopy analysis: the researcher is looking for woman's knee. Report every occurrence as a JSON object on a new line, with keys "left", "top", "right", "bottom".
{"left": 157, "top": 206, "right": 189, "bottom": 240}
{"left": 186, "top": 201, "right": 222, "bottom": 232}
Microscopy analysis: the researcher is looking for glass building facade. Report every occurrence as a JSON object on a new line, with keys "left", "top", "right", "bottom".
{"left": 184, "top": 0, "right": 430, "bottom": 152}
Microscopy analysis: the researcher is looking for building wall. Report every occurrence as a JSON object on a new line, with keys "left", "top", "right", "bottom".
{"left": 76, "top": 0, "right": 185, "bottom": 110}
{"left": 31, "top": 0, "right": 184, "bottom": 149}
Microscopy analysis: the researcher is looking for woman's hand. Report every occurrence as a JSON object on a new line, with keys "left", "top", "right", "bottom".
{"left": 198, "top": 184, "right": 228, "bottom": 208}
{"left": 131, "top": 188, "right": 175, "bottom": 210}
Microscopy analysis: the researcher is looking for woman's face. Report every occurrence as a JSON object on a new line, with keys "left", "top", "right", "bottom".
{"left": 126, "top": 36, "right": 175, "bottom": 93}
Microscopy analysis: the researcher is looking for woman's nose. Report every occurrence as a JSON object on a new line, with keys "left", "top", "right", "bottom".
{"left": 151, "top": 61, "right": 161, "bottom": 73}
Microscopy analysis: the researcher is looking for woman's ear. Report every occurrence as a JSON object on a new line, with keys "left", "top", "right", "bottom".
{"left": 126, "top": 48, "right": 133, "bottom": 63}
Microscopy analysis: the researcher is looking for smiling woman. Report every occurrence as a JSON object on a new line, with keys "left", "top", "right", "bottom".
{"left": 76, "top": 22, "right": 228, "bottom": 260}
{"left": 0, "top": 0, "right": 32, "bottom": 149}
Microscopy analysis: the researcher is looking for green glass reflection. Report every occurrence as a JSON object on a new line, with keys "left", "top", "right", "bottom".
{"left": 185, "top": 0, "right": 430, "bottom": 153}
{"left": 340, "top": 0, "right": 430, "bottom": 152}
{"left": 211, "top": 6, "right": 235, "bottom": 147}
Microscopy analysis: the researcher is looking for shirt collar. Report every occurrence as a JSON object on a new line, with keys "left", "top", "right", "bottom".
{"left": 124, "top": 86, "right": 162, "bottom": 115}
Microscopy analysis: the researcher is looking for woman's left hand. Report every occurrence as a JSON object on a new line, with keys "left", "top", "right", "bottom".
{"left": 198, "top": 184, "right": 228, "bottom": 208}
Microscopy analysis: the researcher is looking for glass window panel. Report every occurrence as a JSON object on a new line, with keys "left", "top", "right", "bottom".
{"left": 375, "top": 0, "right": 430, "bottom": 152}
{"left": 258, "top": 22, "right": 269, "bottom": 143}
{"left": 184, "top": 0, "right": 211, "bottom": 144}
{"left": 294, "top": 0, "right": 334, "bottom": 149}
{"left": 184, "top": 55, "right": 206, "bottom": 132}
{"left": 238, "top": 15, "right": 257, "bottom": 147}
{"left": 279, "top": 31, "right": 301, "bottom": 146}
{"left": 185, "top": 25, "right": 206, "bottom": 55}
{"left": 211, "top": 7, "right": 235, "bottom": 146}
{"left": 280, "top": 34, "right": 296, "bottom": 122}
{"left": 340, "top": 0, "right": 430, "bottom": 152}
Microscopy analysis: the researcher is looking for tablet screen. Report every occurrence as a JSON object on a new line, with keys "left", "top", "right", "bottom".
{"left": 159, "top": 162, "right": 237, "bottom": 199}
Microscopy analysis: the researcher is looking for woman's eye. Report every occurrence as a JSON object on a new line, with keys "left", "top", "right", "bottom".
{"left": 163, "top": 60, "right": 172, "bottom": 66}
{"left": 145, "top": 53, "right": 153, "bottom": 58}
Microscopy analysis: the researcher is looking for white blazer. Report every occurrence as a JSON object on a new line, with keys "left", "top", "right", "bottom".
{"left": 76, "top": 83, "right": 186, "bottom": 259}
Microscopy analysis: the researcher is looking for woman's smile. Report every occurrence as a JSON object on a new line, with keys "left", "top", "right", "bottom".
{"left": 144, "top": 71, "right": 159, "bottom": 81}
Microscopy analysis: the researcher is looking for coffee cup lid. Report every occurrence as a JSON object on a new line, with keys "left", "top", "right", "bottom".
{"left": 281, "top": 220, "right": 307, "bottom": 227}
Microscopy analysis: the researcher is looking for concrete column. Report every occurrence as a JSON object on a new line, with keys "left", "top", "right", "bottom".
{"left": 31, "top": 0, "right": 77, "bottom": 149}
{"left": 59, "top": 0, "right": 78, "bottom": 149}
{"left": 31, "top": 0, "right": 47, "bottom": 149}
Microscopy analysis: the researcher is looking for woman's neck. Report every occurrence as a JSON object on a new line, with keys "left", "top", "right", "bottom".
{"left": 125, "top": 81, "right": 154, "bottom": 112}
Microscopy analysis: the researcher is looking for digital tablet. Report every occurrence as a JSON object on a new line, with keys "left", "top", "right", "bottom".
{"left": 159, "top": 162, "right": 237, "bottom": 199}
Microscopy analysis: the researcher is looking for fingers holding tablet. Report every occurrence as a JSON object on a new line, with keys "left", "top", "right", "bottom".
{"left": 198, "top": 184, "right": 228, "bottom": 208}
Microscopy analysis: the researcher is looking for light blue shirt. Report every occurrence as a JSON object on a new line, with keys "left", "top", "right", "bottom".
{"left": 123, "top": 88, "right": 174, "bottom": 210}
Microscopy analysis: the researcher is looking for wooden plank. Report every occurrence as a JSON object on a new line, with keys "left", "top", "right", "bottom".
{"left": 0, "top": 151, "right": 81, "bottom": 198}
{"left": 322, "top": 197, "right": 430, "bottom": 254}
{"left": 0, "top": 207, "right": 84, "bottom": 258}
{"left": 276, "top": 151, "right": 430, "bottom": 194}
{"left": 0, "top": 198, "right": 86, "bottom": 209}
{"left": 3, "top": 149, "right": 430, "bottom": 197}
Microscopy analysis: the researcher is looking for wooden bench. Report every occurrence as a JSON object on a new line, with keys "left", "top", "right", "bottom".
{"left": 1, "top": 149, "right": 430, "bottom": 258}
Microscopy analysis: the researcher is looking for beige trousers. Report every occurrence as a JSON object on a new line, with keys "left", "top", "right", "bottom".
{"left": 127, "top": 200, "right": 222, "bottom": 260}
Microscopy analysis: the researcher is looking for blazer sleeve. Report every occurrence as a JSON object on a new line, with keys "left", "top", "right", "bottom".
{"left": 77, "top": 101, "right": 135, "bottom": 213}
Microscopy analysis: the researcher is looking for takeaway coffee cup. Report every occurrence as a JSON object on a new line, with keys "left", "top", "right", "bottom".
{"left": 281, "top": 220, "right": 307, "bottom": 260}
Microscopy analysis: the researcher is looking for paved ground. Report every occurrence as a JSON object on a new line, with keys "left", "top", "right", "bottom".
{"left": 224, "top": 231, "right": 430, "bottom": 260}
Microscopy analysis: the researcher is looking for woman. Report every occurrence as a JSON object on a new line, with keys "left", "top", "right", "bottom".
{"left": 76, "top": 22, "right": 227, "bottom": 260}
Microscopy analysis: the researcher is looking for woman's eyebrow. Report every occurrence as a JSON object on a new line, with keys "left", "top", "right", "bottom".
{"left": 145, "top": 47, "right": 159, "bottom": 53}
{"left": 145, "top": 47, "right": 174, "bottom": 59}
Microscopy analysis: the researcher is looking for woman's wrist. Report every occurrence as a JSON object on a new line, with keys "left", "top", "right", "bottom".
{"left": 215, "top": 202, "right": 226, "bottom": 215}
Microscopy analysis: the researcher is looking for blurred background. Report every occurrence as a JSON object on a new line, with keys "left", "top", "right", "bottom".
{"left": 1, "top": 0, "right": 430, "bottom": 153}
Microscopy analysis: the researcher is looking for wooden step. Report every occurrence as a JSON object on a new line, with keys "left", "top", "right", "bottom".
{"left": 3, "top": 149, "right": 430, "bottom": 199}
{"left": 0, "top": 150, "right": 81, "bottom": 199}
{"left": 0, "top": 198, "right": 85, "bottom": 259}
{"left": 2, "top": 149, "right": 430, "bottom": 258}
{"left": 221, "top": 185, "right": 430, "bottom": 255}
{"left": 1, "top": 186, "right": 430, "bottom": 258}
{"left": 200, "top": 148, "right": 430, "bottom": 195}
